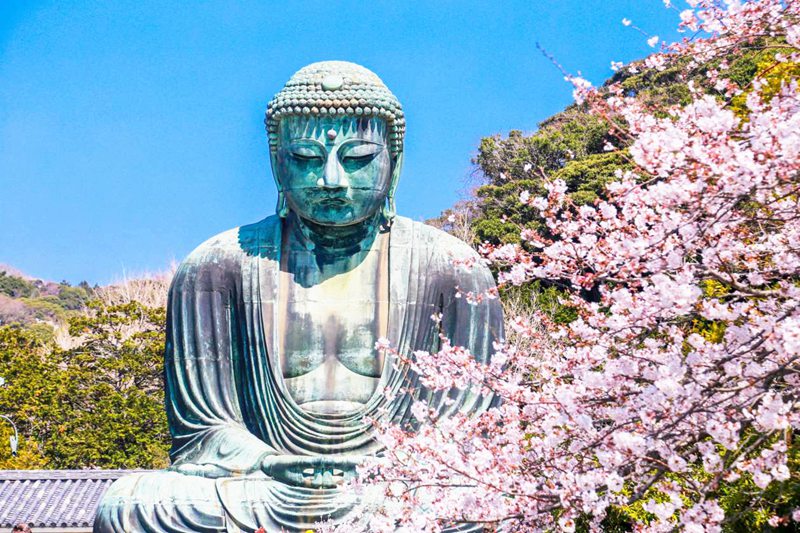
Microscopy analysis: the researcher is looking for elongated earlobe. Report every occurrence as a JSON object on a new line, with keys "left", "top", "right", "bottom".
{"left": 381, "top": 194, "right": 396, "bottom": 225}
{"left": 269, "top": 148, "right": 289, "bottom": 218}
{"left": 382, "top": 151, "right": 403, "bottom": 225}
{"left": 276, "top": 191, "right": 289, "bottom": 218}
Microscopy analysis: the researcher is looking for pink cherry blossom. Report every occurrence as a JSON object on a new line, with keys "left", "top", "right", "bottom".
{"left": 320, "top": 2, "right": 800, "bottom": 532}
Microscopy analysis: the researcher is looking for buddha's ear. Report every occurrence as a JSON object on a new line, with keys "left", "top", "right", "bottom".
{"left": 383, "top": 151, "right": 403, "bottom": 223}
{"left": 391, "top": 150, "right": 404, "bottom": 181}
{"left": 269, "top": 149, "right": 289, "bottom": 218}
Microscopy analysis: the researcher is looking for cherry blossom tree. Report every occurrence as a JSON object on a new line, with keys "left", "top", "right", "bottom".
{"left": 323, "top": 1, "right": 800, "bottom": 531}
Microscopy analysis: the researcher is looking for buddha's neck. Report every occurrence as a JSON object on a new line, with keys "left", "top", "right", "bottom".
{"left": 286, "top": 212, "right": 383, "bottom": 257}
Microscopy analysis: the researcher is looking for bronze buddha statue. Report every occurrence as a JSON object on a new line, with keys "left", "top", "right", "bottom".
{"left": 94, "top": 61, "right": 502, "bottom": 533}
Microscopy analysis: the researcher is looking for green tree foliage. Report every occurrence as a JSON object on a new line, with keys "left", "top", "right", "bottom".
{"left": 467, "top": 41, "right": 793, "bottom": 250}
{"left": 0, "top": 301, "right": 170, "bottom": 469}
{"left": 717, "top": 434, "right": 800, "bottom": 531}
{"left": 53, "top": 302, "right": 169, "bottom": 468}
{"left": 0, "top": 271, "right": 93, "bottom": 330}
{"left": 0, "top": 326, "right": 59, "bottom": 468}
{"left": 552, "top": 151, "right": 631, "bottom": 205}
{"left": 471, "top": 111, "right": 616, "bottom": 244}
{"left": 0, "top": 272, "right": 35, "bottom": 298}
{"left": 15, "top": 297, "right": 70, "bottom": 324}
{"left": 56, "top": 284, "right": 92, "bottom": 310}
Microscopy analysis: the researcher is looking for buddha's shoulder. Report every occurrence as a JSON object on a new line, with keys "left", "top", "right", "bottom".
{"left": 394, "top": 216, "right": 480, "bottom": 261}
{"left": 180, "top": 216, "right": 281, "bottom": 269}
{"left": 179, "top": 215, "right": 480, "bottom": 266}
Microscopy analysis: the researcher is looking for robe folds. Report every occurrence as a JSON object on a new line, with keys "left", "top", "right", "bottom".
{"left": 94, "top": 215, "right": 503, "bottom": 533}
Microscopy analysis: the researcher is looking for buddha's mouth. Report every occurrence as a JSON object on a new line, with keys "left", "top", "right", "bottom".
{"left": 320, "top": 197, "right": 348, "bottom": 205}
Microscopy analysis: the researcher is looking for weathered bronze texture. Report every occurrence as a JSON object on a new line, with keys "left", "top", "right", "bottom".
{"left": 94, "top": 61, "right": 502, "bottom": 533}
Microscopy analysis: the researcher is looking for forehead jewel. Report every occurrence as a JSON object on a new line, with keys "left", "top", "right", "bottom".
{"left": 265, "top": 61, "right": 405, "bottom": 155}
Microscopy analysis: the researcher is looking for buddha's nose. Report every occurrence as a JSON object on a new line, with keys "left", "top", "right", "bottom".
{"left": 320, "top": 152, "right": 349, "bottom": 189}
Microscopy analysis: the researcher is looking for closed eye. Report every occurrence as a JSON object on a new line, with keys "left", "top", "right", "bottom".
{"left": 342, "top": 152, "right": 378, "bottom": 163}
{"left": 289, "top": 150, "right": 323, "bottom": 162}
{"left": 339, "top": 142, "right": 383, "bottom": 165}
{"left": 286, "top": 142, "right": 325, "bottom": 162}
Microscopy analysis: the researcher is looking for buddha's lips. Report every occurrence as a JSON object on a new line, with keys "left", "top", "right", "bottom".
{"left": 285, "top": 189, "right": 353, "bottom": 204}
{"left": 318, "top": 197, "right": 349, "bottom": 206}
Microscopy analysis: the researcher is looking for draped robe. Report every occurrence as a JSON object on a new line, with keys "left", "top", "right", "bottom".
{"left": 94, "top": 215, "right": 503, "bottom": 533}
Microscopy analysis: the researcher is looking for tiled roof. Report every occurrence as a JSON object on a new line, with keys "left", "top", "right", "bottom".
{"left": 0, "top": 469, "right": 151, "bottom": 530}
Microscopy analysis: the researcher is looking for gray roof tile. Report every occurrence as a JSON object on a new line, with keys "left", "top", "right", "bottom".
{"left": 0, "top": 470, "right": 152, "bottom": 529}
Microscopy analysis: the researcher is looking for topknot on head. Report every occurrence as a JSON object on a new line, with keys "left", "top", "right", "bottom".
{"left": 265, "top": 61, "right": 405, "bottom": 155}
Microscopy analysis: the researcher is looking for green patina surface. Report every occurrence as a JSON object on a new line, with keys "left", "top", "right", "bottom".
{"left": 94, "top": 61, "right": 502, "bottom": 533}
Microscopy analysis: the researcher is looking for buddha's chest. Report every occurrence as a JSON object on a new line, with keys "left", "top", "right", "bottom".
{"left": 281, "top": 272, "right": 382, "bottom": 377}
{"left": 277, "top": 239, "right": 388, "bottom": 413}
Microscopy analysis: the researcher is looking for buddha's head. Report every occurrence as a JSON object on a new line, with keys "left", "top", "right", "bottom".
{"left": 265, "top": 61, "right": 405, "bottom": 227}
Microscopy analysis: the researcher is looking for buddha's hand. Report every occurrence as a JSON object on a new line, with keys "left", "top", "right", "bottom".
{"left": 261, "top": 454, "right": 365, "bottom": 488}
{"left": 169, "top": 462, "right": 232, "bottom": 479}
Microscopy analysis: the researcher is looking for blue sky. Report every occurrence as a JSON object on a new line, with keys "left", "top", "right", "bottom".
{"left": 0, "top": 1, "right": 680, "bottom": 284}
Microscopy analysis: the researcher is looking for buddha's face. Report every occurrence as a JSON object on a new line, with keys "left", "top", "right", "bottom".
{"left": 273, "top": 115, "right": 394, "bottom": 226}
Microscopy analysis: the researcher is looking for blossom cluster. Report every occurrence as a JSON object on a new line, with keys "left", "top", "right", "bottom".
{"left": 322, "top": 1, "right": 800, "bottom": 531}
